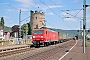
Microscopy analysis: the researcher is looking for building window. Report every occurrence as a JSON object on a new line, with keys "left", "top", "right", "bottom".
{"left": 36, "top": 17, "right": 37, "bottom": 19}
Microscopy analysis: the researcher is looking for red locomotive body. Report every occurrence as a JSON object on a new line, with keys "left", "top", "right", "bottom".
{"left": 32, "top": 28, "right": 59, "bottom": 46}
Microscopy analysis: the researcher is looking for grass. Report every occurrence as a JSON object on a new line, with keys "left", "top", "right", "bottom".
{"left": 0, "top": 40, "right": 5, "bottom": 43}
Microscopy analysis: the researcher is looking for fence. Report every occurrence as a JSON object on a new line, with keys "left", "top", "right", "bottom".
{"left": 0, "top": 39, "right": 32, "bottom": 47}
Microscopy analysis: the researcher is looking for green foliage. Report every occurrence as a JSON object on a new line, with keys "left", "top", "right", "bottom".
{"left": 0, "top": 21, "right": 1, "bottom": 26}
{"left": 36, "top": 24, "right": 38, "bottom": 29}
{"left": 21, "top": 22, "right": 32, "bottom": 36}
{"left": 87, "top": 38, "right": 90, "bottom": 40}
{"left": 21, "top": 24, "right": 27, "bottom": 36}
{"left": 27, "top": 23, "right": 32, "bottom": 35}
{"left": 0, "top": 40, "right": 5, "bottom": 43}
{"left": 4, "top": 26, "right": 12, "bottom": 32}
{"left": 0, "top": 17, "right": 11, "bottom": 31}
{"left": 48, "top": 28, "right": 78, "bottom": 37}
{"left": 0, "top": 17, "right": 4, "bottom": 29}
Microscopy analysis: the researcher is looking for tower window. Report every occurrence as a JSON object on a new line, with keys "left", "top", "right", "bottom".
{"left": 36, "top": 17, "right": 37, "bottom": 19}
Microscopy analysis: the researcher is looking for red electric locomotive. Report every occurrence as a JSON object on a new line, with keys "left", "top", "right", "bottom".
{"left": 32, "top": 28, "right": 59, "bottom": 47}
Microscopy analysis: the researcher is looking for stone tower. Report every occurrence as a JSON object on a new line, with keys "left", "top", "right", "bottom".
{"left": 30, "top": 10, "right": 45, "bottom": 30}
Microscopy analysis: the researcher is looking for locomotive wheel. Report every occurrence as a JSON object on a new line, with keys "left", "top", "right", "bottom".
{"left": 44, "top": 43, "right": 46, "bottom": 47}
{"left": 46, "top": 42, "right": 49, "bottom": 46}
{"left": 44, "top": 42, "right": 49, "bottom": 46}
{"left": 54, "top": 41, "right": 56, "bottom": 44}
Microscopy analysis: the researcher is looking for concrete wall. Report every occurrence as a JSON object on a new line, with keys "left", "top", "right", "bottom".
{"left": 0, "top": 39, "right": 32, "bottom": 46}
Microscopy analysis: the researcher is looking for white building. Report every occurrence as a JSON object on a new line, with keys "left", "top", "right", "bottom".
{"left": 87, "top": 34, "right": 90, "bottom": 38}
{"left": 0, "top": 27, "right": 4, "bottom": 40}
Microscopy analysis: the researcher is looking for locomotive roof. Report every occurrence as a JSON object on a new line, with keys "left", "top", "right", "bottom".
{"left": 34, "top": 28, "right": 57, "bottom": 33}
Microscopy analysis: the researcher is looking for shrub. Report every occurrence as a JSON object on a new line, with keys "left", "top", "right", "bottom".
{"left": 0, "top": 40, "right": 5, "bottom": 43}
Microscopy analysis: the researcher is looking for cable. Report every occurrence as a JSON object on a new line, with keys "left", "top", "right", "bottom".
{"left": 74, "top": 8, "right": 83, "bottom": 17}
{"left": 21, "top": 0, "right": 36, "bottom": 9}
{"left": 0, "top": 2, "right": 19, "bottom": 10}
{"left": 45, "top": 15, "right": 62, "bottom": 29}
{"left": 39, "top": 0, "right": 69, "bottom": 28}
{"left": 21, "top": 16, "right": 30, "bottom": 22}
{"left": 39, "top": 0, "right": 62, "bottom": 18}
{"left": 61, "top": 10, "right": 83, "bottom": 20}
{"left": 62, "top": 8, "right": 83, "bottom": 11}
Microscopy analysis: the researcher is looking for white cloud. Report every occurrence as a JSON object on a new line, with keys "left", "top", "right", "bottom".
{"left": 62, "top": 9, "right": 83, "bottom": 20}
{"left": 19, "top": 8, "right": 28, "bottom": 11}
{"left": 48, "top": 12, "right": 54, "bottom": 15}
{"left": 42, "top": 5, "right": 63, "bottom": 11}
{"left": 15, "top": 0, "right": 33, "bottom": 8}
{"left": 87, "top": 20, "right": 90, "bottom": 23}
{"left": 7, "top": 9, "right": 17, "bottom": 12}
{"left": 63, "top": 18, "right": 77, "bottom": 22}
{"left": 0, "top": 16, "right": 10, "bottom": 18}
{"left": 73, "top": 0, "right": 79, "bottom": 2}
{"left": 9, "top": 21, "right": 12, "bottom": 23}
{"left": 59, "top": 27, "right": 80, "bottom": 30}
{"left": 0, "top": 2, "right": 9, "bottom": 4}
{"left": 48, "top": 5, "right": 63, "bottom": 9}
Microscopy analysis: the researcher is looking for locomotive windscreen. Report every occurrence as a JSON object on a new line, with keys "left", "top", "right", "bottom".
{"left": 33, "top": 30, "right": 44, "bottom": 34}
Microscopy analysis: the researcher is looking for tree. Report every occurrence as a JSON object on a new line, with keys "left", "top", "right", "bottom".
{"left": 36, "top": 24, "right": 38, "bottom": 29}
{"left": 0, "top": 21, "right": 1, "bottom": 26}
{"left": 27, "top": 22, "right": 32, "bottom": 35}
{"left": 0, "top": 17, "right": 4, "bottom": 29}
{"left": 21, "top": 24, "right": 27, "bottom": 36}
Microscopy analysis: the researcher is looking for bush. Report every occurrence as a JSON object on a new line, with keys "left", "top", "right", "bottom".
{"left": 0, "top": 40, "right": 5, "bottom": 43}
{"left": 87, "top": 38, "right": 90, "bottom": 40}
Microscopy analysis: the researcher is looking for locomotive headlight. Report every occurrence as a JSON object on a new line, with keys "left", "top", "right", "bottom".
{"left": 41, "top": 36, "right": 43, "bottom": 38}
{"left": 33, "top": 36, "right": 35, "bottom": 38}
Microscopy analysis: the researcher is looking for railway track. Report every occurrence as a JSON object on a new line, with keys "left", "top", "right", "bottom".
{"left": 0, "top": 47, "right": 35, "bottom": 58}
{"left": 0, "top": 40, "right": 75, "bottom": 60}
{"left": 21, "top": 40, "right": 75, "bottom": 60}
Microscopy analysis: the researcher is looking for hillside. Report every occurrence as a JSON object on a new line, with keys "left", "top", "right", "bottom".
{"left": 48, "top": 28, "right": 78, "bottom": 37}
{"left": 4, "top": 26, "right": 12, "bottom": 32}
{"left": 3, "top": 26, "right": 78, "bottom": 36}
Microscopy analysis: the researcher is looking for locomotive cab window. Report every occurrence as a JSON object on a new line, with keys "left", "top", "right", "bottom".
{"left": 34, "top": 30, "right": 44, "bottom": 34}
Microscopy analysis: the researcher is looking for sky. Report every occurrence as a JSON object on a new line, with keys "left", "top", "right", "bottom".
{"left": 0, "top": 0, "right": 90, "bottom": 30}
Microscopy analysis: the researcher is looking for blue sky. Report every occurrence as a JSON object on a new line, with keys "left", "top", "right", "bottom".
{"left": 0, "top": 0, "right": 90, "bottom": 30}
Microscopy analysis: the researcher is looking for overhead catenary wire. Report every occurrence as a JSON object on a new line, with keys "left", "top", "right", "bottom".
{"left": 50, "top": 0, "right": 71, "bottom": 29}
{"left": 50, "top": 0, "right": 83, "bottom": 20}
{"left": 0, "top": 2, "right": 19, "bottom": 10}
{"left": 31, "top": 0, "right": 63, "bottom": 29}
{"left": 39, "top": 0, "right": 69, "bottom": 28}
{"left": 61, "top": 9, "right": 83, "bottom": 20}
{"left": 21, "top": 0, "right": 36, "bottom": 9}
{"left": 74, "top": 8, "right": 83, "bottom": 17}
{"left": 0, "top": 1, "right": 59, "bottom": 28}
{"left": 0, "top": 2, "right": 31, "bottom": 21}
{"left": 45, "top": 15, "right": 62, "bottom": 29}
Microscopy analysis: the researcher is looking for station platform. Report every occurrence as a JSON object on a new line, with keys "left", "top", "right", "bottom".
{"left": 61, "top": 40, "right": 90, "bottom": 60}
